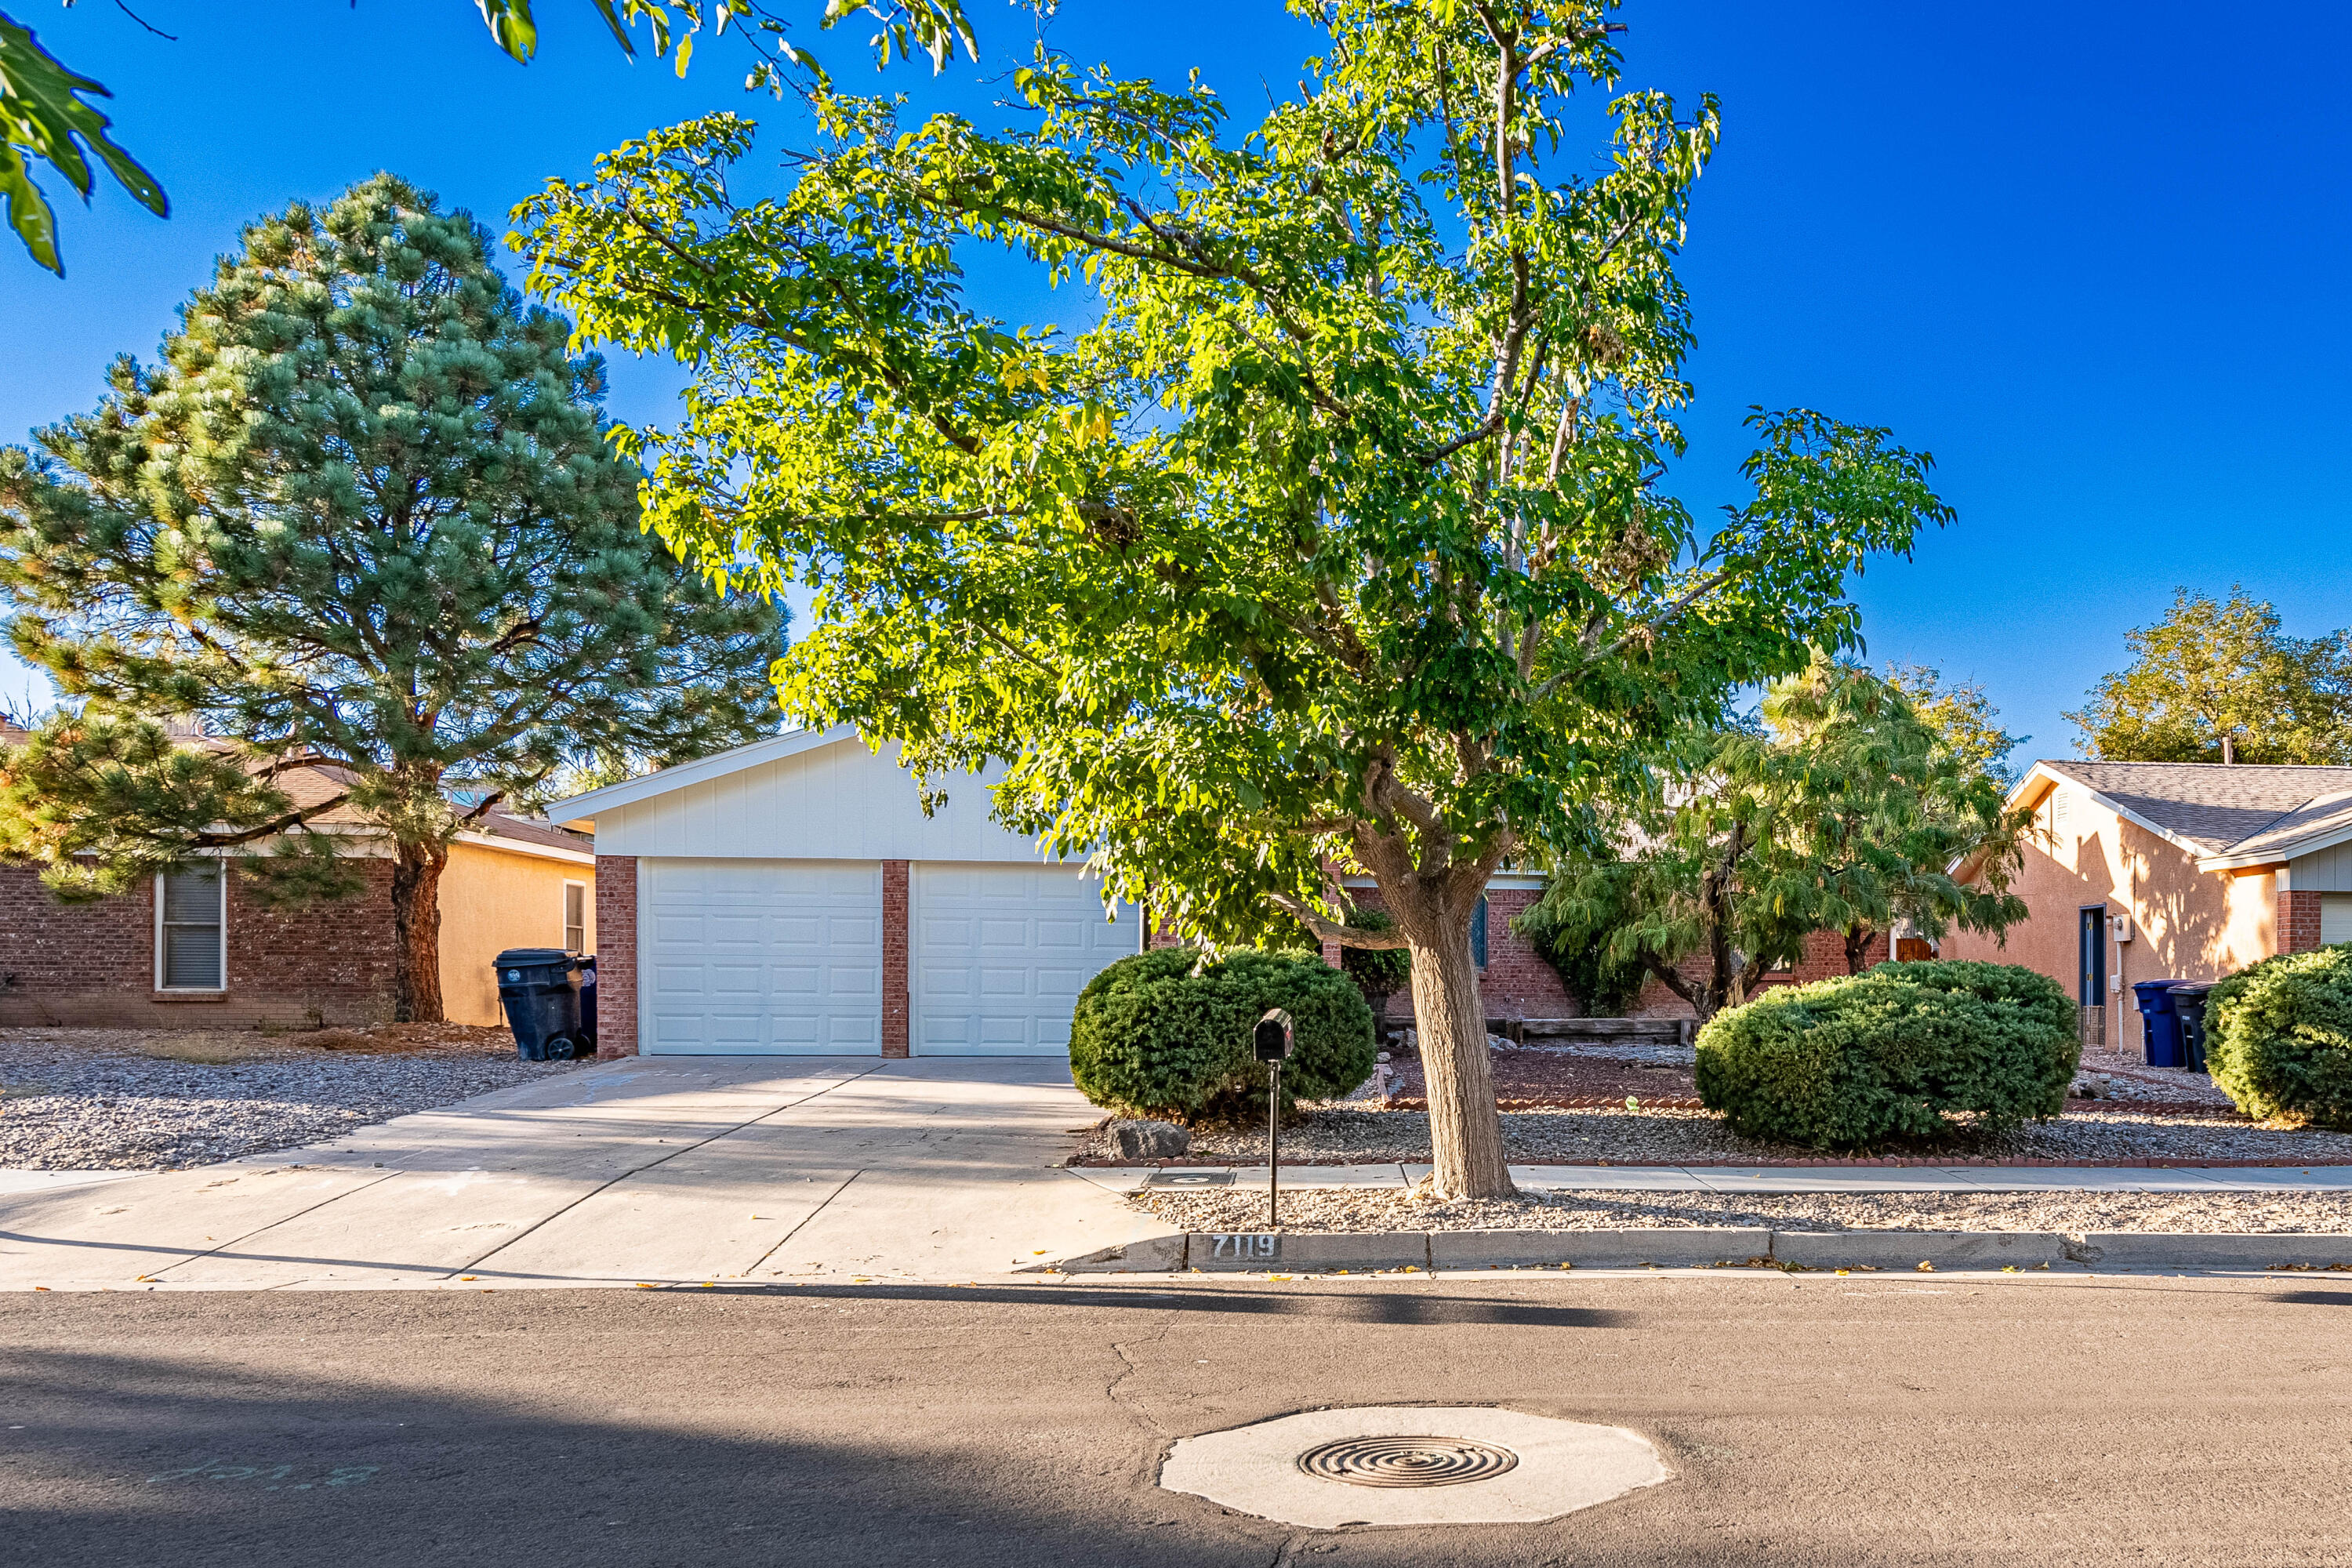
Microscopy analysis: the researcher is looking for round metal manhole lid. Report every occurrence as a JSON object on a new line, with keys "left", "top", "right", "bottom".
{"left": 1294, "top": 1436, "right": 1521, "bottom": 1489}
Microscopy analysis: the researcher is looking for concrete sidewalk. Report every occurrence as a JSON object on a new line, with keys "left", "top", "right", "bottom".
{"left": 0, "top": 1058, "right": 1168, "bottom": 1291}
{"left": 1069, "top": 1162, "right": 2352, "bottom": 1195}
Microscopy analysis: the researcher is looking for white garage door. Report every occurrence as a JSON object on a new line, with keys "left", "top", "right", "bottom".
{"left": 641, "top": 858, "right": 880, "bottom": 1054}
{"left": 913, "top": 864, "right": 1140, "bottom": 1054}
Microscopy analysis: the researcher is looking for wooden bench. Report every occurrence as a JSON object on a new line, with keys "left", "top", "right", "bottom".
{"left": 1507, "top": 1017, "right": 1696, "bottom": 1047}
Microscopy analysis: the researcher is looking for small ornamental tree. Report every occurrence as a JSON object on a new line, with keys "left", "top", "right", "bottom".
{"left": 1527, "top": 657, "right": 2026, "bottom": 1018}
{"left": 514, "top": 0, "right": 1952, "bottom": 1197}
{"left": 0, "top": 175, "right": 782, "bottom": 1020}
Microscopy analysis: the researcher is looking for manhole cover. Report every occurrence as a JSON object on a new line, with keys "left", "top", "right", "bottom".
{"left": 1295, "top": 1436, "right": 1520, "bottom": 1489}
{"left": 1160, "top": 1406, "right": 1669, "bottom": 1528}
{"left": 1148, "top": 1170, "right": 1233, "bottom": 1188}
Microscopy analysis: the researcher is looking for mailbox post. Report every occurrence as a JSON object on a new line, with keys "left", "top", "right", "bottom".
{"left": 1254, "top": 1008, "right": 1295, "bottom": 1228}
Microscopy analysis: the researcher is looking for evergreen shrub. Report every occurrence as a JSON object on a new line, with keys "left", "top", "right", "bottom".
{"left": 1694, "top": 960, "right": 2077, "bottom": 1149}
{"left": 2205, "top": 946, "right": 2352, "bottom": 1127}
{"left": 1069, "top": 946, "right": 1377, "bottom": 1123}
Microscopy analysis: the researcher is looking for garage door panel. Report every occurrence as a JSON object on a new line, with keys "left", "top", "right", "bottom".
{"left": 913, "top": 864, "right": 1138, "bottom": 1055}
{"left": 641, "top": 858, "right": 882, "bottom": 1055}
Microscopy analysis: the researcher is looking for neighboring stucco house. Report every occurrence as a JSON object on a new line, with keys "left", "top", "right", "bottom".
{"left": 0, "top": 751, "right": 595, "bottom": 1029}
{"left": 1944, "top": 760, "right": 2352, "bottom": 1056}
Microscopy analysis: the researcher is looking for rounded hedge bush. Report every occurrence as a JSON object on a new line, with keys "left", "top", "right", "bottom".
{"left": 1694, "top": 960, "right": 2078, "bottom": 1149}
{"left": 1069, "top": 946, "right": 1377, "bottom": 1123}
{"left": 2205, "top": 945, "right": 2352, "bottom": 1127}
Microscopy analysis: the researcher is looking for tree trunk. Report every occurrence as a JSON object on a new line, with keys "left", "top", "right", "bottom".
{"left": 1402, "top": 920, "right": 1514, "bottom": 1201}
{"left": 389, "top": 840, "right": 448, "bottom": 1023}
{"left": 1844, "top": 923, "right": 1874, "bottom": 975}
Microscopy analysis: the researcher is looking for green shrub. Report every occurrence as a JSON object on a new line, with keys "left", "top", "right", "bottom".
{"left": 2205, "top": 946, "right": 2352, "bottom": 1127}
{"left": 1694, "top": 960, "right": 2078, "bottom": 1149}
{"left": 1069, "top": 946, "right": 1377, "bottom": 1123}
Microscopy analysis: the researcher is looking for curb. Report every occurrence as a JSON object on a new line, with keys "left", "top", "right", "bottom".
{"left": 1431, "top": 1228, "right": 1770, "bottom": 1270}
{"left": 1769, "top": 1229, "right": 2071, "bottom": 1270}
{"left": 2074, "top": 1232, "right": 2352, "bottom": 1269}
{"left": 1048, "top": 1229, "right": 2352, "bottom": 1275}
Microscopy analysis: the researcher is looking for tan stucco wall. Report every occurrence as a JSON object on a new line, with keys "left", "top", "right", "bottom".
{"left": 437, "top": 843, "right": 595, "bottom": 1026}
{"left": 1944, "top": 781, "right": 2277, "bottom": 1047}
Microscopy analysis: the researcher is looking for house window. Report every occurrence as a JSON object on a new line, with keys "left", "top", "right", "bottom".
{"left": 158, "top": 864, "right": 226, "bottom": 990}
{"left": 563, "top": 880, "right": 587, "bottom": 953}
{"left": 1470, "top": 895, "right": 1489, "bottom": 970}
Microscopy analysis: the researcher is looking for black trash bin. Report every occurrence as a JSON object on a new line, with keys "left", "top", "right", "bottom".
{"left": 576, "top": 953, "right": 598, "bottom": 1052}
{"left": 2168, "top": 982, "right": 2216, "bottom": 1074}
{"left": 2131, "top": 978, "right": 2188, "bottom": 1067}
{"left": 495, "top": 947, "right": 586, "bottom": 1061}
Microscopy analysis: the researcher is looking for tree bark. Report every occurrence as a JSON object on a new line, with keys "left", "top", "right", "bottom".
{"left": 1403, "top": 927, "right": 1513, "bottom": 1199}
{"left": 390, "top": 840, "right": 448, "bottom": 1023}
{"left": 1844, "top": 923, "right": 1875, "bottom": 975}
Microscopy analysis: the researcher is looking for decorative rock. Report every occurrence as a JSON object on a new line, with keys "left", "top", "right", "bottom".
{"left": 1112, "top": 1119, "right": 1193, "bottom": 1160}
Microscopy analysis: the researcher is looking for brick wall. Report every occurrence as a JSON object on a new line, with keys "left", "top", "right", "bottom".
{"left": 593, "top": 854, "right": 637, "bottom": 1056}
{"left": 881, "top": 859, "right": 910, "bottom": 1058}
{"left": 1751, "top": 928, "right": 1892, "bottom": 993}
{"left": 0, "top": 860, "right": 400, "bottom": 1029}
{"left": 1345, "top": 885, "right": 1577, "bottom": 1025}
{"left": 2280, "top": 889, "right": 2324, "bottom": 954}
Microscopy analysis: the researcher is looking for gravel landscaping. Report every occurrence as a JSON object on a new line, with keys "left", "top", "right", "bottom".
{"left": 0, "top": 1025, "right": 588, "bottom": 1171}
{"left": 1073, "top": 1101, "right": 2352, "bottom": 1167}
{"left": 1136, "top": 1185, "right": 2352, "bottom": 1235}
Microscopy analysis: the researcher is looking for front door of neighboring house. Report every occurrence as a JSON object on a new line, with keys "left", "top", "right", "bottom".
{"left": 2078, "top": 905, "right": 2107, "bottom": 1006}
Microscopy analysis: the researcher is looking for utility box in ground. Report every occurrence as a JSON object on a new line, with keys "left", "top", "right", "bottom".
{"left": 2130, "top": 978, "right": 2187, "bottom": 1067}
{"left": 495, "top": 947, "right": 591, "bottom": 1061}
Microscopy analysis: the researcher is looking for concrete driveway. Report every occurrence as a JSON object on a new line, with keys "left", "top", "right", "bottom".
{"left": 0, "top": 1058, "right": 1167, "bottom": 1290}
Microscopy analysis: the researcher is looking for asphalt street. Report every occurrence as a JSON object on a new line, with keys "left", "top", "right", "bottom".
{"left": 5, "top": 1272, "right": 2350, "bottom": 1566}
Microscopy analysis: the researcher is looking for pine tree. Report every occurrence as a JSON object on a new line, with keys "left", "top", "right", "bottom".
{"left": 0, "top": 174, "right": 782, "bottom": 1020}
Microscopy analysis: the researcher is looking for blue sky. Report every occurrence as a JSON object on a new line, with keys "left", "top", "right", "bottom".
{"left": 4, "top": 0, "right": 2347, "bottom": 763}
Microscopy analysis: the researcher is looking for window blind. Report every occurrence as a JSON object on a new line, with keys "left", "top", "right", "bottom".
{"left": 160, "top": 864, "right": 224, "bottom": 989}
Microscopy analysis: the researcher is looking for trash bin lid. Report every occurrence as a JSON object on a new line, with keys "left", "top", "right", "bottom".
{"left": 495, "top": 947, "right": 575, "bottom": 969}
{"left": 2130, "top": 978, "right": 2187, "bottom": 1010}
{"left": 2165, "top": 982, "right": 2214, "bottom": 996}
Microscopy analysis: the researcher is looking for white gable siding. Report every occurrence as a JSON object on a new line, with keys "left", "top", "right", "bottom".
{"left": 2289, "top": 840, "right": 2352, "bottom": 894}
{"left": 592, "top": 736, "right": 1062, "bottom": 863}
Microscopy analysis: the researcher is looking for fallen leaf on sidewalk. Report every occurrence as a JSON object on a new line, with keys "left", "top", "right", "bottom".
{"left": 1915, "top": 1261, "right": 1936, "bottom": 1272}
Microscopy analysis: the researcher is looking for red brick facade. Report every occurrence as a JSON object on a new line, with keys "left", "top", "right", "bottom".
{"left": 1751, "top": 927, "right": 1895, "bottom": 993}
{"left": 0, "top": 860, "right": 401, "bottom": 1029}
{"left": 592, "top": 854, "right": 637, "bottom": 1056}
{"left": 881, "top": 858, "right": 911, "bottom": 1057}
{"left": 2280, "top": 888, "right": 2325, "bottom": 954}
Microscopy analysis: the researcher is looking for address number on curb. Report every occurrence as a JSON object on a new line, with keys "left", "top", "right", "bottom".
{"left": 1208, "top": 1233, "right": 1279, "bottom": 1261}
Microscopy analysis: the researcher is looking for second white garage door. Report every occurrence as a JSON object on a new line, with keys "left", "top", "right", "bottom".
{"left": 913, "top": 864, "right": 1141, "bottom": 1054}
{"left": 641, "top": 858, "right": 881, "bottom": 1054}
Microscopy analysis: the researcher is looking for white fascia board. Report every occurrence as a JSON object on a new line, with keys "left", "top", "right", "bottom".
{"left": 541, "top": 724, "right": 860, "bottom": 828}
{"left": 454, "top": 831, "right": 597, "bottom": 868}
{"left": 2198, "top": 825, "right": 2352, "bottom": 872}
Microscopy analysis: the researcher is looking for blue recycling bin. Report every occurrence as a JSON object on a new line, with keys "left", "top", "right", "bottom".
{"left": 2167, "top": 982, "right": 2215, "bottom": 1074}
{"left": 2131, "top": 978, "right": 2188, "bottom": 1067}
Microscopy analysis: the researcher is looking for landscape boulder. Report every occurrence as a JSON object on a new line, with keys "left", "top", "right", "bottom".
{"left": 1112, "top": 1119, "right": 1194, "bottom": 1160}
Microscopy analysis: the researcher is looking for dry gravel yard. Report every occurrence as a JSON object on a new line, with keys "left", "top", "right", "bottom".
{"left": 1136, "top": 1185, "right": 2352, "bottom": 1236}
{"left": 1073, "top": 1102, "right": 2352, "bottom": 1167}
{"left": 0, "top": 1025, "right": 587, "bottom": 1171}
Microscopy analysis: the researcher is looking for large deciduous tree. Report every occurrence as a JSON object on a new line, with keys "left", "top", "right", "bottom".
{"left": 512, "top": 0, "right": 1952, "bottom": 1198}
{"left": 0, "top": 174, "right": 782, "bottom": 1021}
{"left": 2065, "top": 587, "right": 2351, "bottom": 765}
